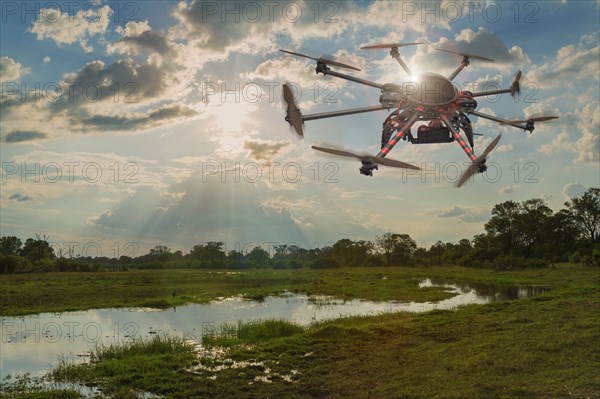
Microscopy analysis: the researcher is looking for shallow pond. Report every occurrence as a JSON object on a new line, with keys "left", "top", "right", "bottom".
{"left": 0, "top": 279, "right": 549, "bottom": 380}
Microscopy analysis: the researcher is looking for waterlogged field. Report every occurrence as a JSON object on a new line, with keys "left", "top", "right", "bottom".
{"left": 1, "top": 264, "right": 599, "bottom": 398}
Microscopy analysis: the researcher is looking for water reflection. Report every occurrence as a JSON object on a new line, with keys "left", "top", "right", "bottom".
{"left": 0, "top": 279, "right": 549, "bottom": 380}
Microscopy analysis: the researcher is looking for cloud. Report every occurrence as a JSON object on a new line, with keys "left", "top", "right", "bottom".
{"left": 9, "top": 193, "right": 33, "bottom": 202}
{"left": 43, "top": 56, "right": 51, "bottom": 64}
{"left": 29, "top": 5, "right": 113, "bottom": 53}
{"left": 2, "top": 130, "right": 48, "bottom": 143}
{"left": 452, "top": 28, "right": 529, "bottom": 65}
{"left": 243, "top": 139, "right": 290, "bottom": 161}
{"left": 401, "top": 28, "right": 529, "bottom": 76}
{"left": 439, "top": 206, "right": 465, "bottom": 218}
{"left": 88, "top": 176, "right": 308, "bottom": 246}
{"left": 0, "top": 57, "right": 30, "bottom": 83}
{"left": 82, "top": 104, "right": 199, "bottom": 132}
{"left": 562, "top": 183, "right": 587, "bottom": 200}
{"left": 108, "top": 21, "right": 172, "bottom": 55}
{"left": 539, "top": 102, "right": 599, "bottom": 164}
{"left": 527, "top": 43, "right": 599, "bottom": 89}
{"left": 498, "top": 184, "right": 518, "bottom": 194}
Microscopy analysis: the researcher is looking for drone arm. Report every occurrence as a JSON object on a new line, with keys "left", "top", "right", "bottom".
{"left": 439, "top": 114, "right": 477, "bottom": 161}
{"left": 468, "top": 110, "right": 527, "bottom": 130}
{"left": 376, "top": 113, "right": 420, "bottom": 157}
{"left": 302, "top": 105, "right": 387, "bottom": 122}
{"left": 448, "top": 56, "right": 469, "bottom": 81}
{"left": 321, "top": 69, "right": 383, "bottom": 90}
{"left": 471, "top": 88, "right": 512, "bottom": 97}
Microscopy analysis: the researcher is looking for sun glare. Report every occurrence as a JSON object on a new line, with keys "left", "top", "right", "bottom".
{"left": 209, "top": 98, "right": 258, "bottom": 133}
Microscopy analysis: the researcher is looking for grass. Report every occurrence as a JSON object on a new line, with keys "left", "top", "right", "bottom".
{"left": 1, "top": 267, "right": 461, "bottom": 316}
{"left": 2, "top": 264, "right": 599, "bottom": 398}
{"left": 202, "top": 319, "right": 305, "bottom": 346}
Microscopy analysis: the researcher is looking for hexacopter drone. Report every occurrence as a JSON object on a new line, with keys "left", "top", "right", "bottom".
{"left": 280, "top": 43, "right": 558, "bottom": 187}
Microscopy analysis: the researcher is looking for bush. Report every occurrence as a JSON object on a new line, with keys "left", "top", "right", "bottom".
{"left": 493, "top": 254, "right": 549, "bottom": 270}
{"left": 0, "top": 255, "right": 35, "bottom": 273}
{"left": 310, "top": 257, "right": 340, "bottom": 269}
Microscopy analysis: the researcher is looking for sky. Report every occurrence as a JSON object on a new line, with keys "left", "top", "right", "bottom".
{"left": 0, "top": 0, "right": 599, "bottom": 257}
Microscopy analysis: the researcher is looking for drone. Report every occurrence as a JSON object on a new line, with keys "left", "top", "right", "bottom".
{"left": 280, "top": 43, "right": 558, "bottom": 187}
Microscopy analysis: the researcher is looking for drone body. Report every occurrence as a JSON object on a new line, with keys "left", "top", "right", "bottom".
{"left": 281, "top": 44, "right": 558, "bottom": 187}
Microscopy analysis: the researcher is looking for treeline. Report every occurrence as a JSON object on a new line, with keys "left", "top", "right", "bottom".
{"left": 1, "top": 188, "right": 598, "bottom": 273}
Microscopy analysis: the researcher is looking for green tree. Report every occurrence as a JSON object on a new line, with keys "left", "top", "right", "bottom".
{"left": 565, "top": 188, "right": 600, "bottom": 243}
{"left": 377, "top": 233, "right": 417, "bottom": 265}
{"left": 21, "top": 235, "right": 54, "bottom": 262}
{"left": 485, "top": 201, "right": 521, "bottom": 254}
{"left": 0, "top": 236, "right": 22, "bottom": 255}
{"left": 516, "top": 199, "right": 553, "bottom": 257}
{"left": 190, "top": 242, "right": 225, "bottom": 262}
{"left": 245, "top": 246, "right": 270, "bottom": 267}
{"left": 149, "top": 245, "right": 171, "bottom": 260}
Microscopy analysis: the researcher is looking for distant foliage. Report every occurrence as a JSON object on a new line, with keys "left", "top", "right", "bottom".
{"left": 1, "top": 188, "right": 598, "bottom": 273}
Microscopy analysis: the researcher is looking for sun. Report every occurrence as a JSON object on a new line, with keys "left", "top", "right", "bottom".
{"left": 208, "top": 96, "right": 258, "bottom": 133}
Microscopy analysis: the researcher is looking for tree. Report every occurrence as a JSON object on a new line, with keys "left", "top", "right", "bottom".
{"left": 0, "top": 236, "right": 22, "bottom": 255}
{"left": 149, "top": 245, "right": 171, "bottom": 259}
{"left": 565, "top": 188, "right": 600, "bottom": 243}
{"left": 376, "top": 233, "right": 417, "bottom": 265}
{"left": 485, "top": 201, "right": 521, "bottom": 254}
{"left": 516, "top": 199, "right": 553, "bottom": 257}
{"left": 20, "top": 235, "right": 54, "bottom": 262}
{"left": 190, "top": 242, "right": 225, "bottom": 262}
{"left": 332, "top": 239, "right": 354, "bottom": 266}
{"left": 245, "top": 246, "right": 270, "bottom": 267}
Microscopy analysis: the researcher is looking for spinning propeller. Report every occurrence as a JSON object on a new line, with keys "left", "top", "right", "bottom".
{"left": 500, "top": 115, "right": 559, "bottom": 132}
{"left": 457, "top": 134, "right": 502, "bottom": 188}
{"left": 510, "top": 70, "right": 522, "bottom": 97}
{"left": 435, "top": 48, "right": 495, "bottom": 62}
{"left": 312, "top": 146, "right": 420, "bottom": 171}
{"left": 282, "top": 84, "right": 304, "bottom": 137}
{"left": 361, "top": 42, "right": 426, "bottom": 50}
{"left": 279, "top": 49, "right": 361, "bottom": 71}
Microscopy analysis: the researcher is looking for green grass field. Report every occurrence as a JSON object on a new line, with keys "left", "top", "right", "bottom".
{"left": 1, "top": 264, "right": 599, "bottom": 398}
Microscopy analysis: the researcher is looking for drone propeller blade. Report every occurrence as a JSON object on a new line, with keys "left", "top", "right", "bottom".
{"left": 372, "top": 156, "right": 420, "bottom": 170}
{"left": 457, "top": 135, "right": 501, "bottom": 188}
{"left": 436, "top": 48, "right": 495, "bottom": 62}
{"left": 311, "top": 146, "right": 419, "bottom": 170}
{"left": 500, "top": 116, "right": 559, "bottom": 126}
{"left": 279, "top": 49, "right": 361, "bottom": 71}
{"left": 510, "top": 70, "right": 522, "bottom": 97}
{"left": 279, "top": 49, "right": 318, "bottom": 61}
{"left": 282, "top": 84, "right": 303, "bottom": 136}
{"left": 311, "top": 146, "right": 362, "bottom": 159}
{"left": 361, "top": 42, "right": 426, "bottom": 50}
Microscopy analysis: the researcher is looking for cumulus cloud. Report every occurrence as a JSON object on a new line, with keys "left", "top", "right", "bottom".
{"left": 539, "top": 102, "right": 599, "bottom": 164}
{"left": 527, "top": 43, "right": 600, "bottom": 89}
{"left": 439, "top": 206, "right": 465, "bottom": 217}
{"left": 402, "top": 28, "right": 529, "bottom": 76}
{"left": 243, "top": 139, "right": 290, "bottom": 161}
{"left": 108, "top": 21, "right": 173, "bottom": 55}
{"left": 29, "top": 5, "right": 113, "bottom": 52}
{"left": 437, "top": 206, "right": 490, "bottom": 223}
{"left": 43, "top": 56, "right": 51, "bottom": 64}
{"left": 562, "top": 183, "right": 587, "bottom": 200}
{"left": 0, "top": 57, "right": 30, "bottom": 83}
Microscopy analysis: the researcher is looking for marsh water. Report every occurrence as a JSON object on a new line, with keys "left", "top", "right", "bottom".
{"left": 0, "top": 279, "right": 549, "bottom": 380}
